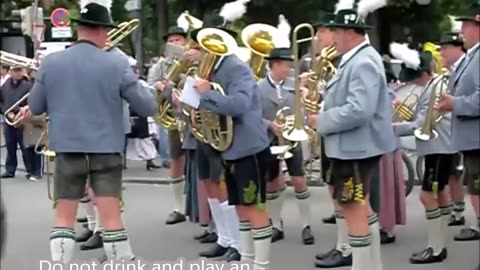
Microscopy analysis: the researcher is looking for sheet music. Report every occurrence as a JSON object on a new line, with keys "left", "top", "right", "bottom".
{"left": 180, "top": 76, "right": 200, "bottom": 109}
{"left": 165, "top": 43, "right": 185, "bottom": 61}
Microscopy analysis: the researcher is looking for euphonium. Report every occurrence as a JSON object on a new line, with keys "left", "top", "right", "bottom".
{"left": 104, "top": 19, "right": 140, "bottom": 50}
{"left": 414, "top": 72, "right": 450, "bottom": 141}
{"left": 191, "top": 28, "right": 237, "bottom": 151}
{"left": 282, "top": 23, "right": 312, "bottom": 142}
{"left": 272, "top": 107, "right": 298, "bottom": 160}
{"left": 392, "top": 83, "right": 420, "bottom": 122}
{"left": 303, "top": 44, "right": 338, "bottom": 114}
{"left": 241, "top": 24, "right": 279, "bottom": 80}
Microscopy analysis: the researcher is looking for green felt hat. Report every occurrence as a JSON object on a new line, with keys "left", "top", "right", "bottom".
{"left": 455, "top": 3, "right": 480, "bottom": 24}
{"left": 326, "top": 9, "right": 372, "bottom": 30}
{"left": 265, "top": 48, "right": 294, "bottom": 61}
{"left": 162, "top": 26, "right": 187, "bottom": 41}
{"left": 70, "top": 3, "right": 117, "bottom": 28}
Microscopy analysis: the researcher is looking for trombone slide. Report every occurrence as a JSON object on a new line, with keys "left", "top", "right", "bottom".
{"left": 3, "top": 94, "right": 30, "bottom": 126}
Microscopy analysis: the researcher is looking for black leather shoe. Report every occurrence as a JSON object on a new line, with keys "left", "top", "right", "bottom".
{"left": 410, "top": 247, "right": 445, "bottom": 264}
{"left": 199, "top": 244, "right": 229, "bottom": 258}
{"left": 314, "top": 249, "right": 352, "bottom": 268}
{"left": 302, "top": 226, "right": 315, "bottom": 245}
{"left": 322, "top": 214, "right": 336, "bottom": 224}
{"left": 76, "top": 217, "right": 88, "bottom": 223}
{"left": 194, "top": 230, "right": 210, "bottom": 240}
{"left": 166, "top": 211, "right": 186, "bottom": 225}
{"left": 215, "top": 247, "right": 241, "bottom": 262}
{"left": 315, "top": 248, "right": 336, "bottom": 261}
{"left": 454, "top": 228, "right": 480, "bottom": 241}
{"left": 380, "top": 230, "right": 396, "bottom": 245}
{"left": 80, "top": 232, "right": 103, "bottom": 250}
{"left": 1, "top": 172, "right": 15, "bottom": 178}
{"left": 82, "top": 223, "right": 89, "bottom": 229}
{"left": 199, "top": 233, "right": 218, "bottom": 244}
{"left": 76, "top": 229, "right": 93, "bottom": 242}
{"left": 448, "top": 215, "right": 465, "bottom": 226}
{"left": 146, "top": 160, "right": 161, "bottom": 170}
{"left": 271, "top": 227, "right": 284, "bottom": 243}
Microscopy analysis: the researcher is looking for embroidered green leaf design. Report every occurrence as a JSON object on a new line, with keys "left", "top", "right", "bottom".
{"left": 243, "top": 180, "right": 257, "bottom": 204}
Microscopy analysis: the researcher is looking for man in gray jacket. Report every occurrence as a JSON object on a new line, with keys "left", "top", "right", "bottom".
{"left": 24, "top": 1, "right": 156, "bottom": 263}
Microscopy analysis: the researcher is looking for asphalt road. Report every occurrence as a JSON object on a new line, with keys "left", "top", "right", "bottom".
{"left": 1, "top": 177, "right": 479, "bottom": 270}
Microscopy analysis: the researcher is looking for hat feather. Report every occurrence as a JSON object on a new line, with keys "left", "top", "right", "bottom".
{"left": 79, "top": 0, "right": 112, "bottom": 10}
{"left": 275, "top": 14, "right": 291, "bottom": 48}
{"left": 357, "top": 0, "right": 387, "bottom": 20}
{"left": 449, "top": 15, "right": 462, "bottom": 33}
{"left": 389, "top": 42, "right": 421, "bottom": 70}
{"left": 335, "top": 0, "right": 355, "bottom": 13}
{"left": 220, "top": 0, "right": 250, "bottom": 22}
{"left": 177, "top": 12, "right": 190, "bottom": 32}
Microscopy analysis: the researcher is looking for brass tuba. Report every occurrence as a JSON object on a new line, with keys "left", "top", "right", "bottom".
{"left": 303, "top": 44, "right": 338, "bottom": 114}
{"left": 282, "top": 23, "right": 313, "bottom": 143}
{"left": 392, "top": 83, "right": 420, "bottom": 122}
{"left": 190, "top": 28, "right": 238, "bottom": 151}
{"left": 104, "top": 19, "right": 140, "bottom": 51}
{"left": 241, "top": 23, "right": 280, "bottom": 80}
{"left": 414, "top": 71, "right": 450, "bottom": 141}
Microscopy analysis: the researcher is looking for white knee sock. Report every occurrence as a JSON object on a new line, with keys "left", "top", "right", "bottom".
{"left": 295, "top": 189, "right": 312, "bottom": 229}
{"left": 440, "top": 206, "right": 451, "bottom": 248}
{"left": 252, "top": 225, "right": 273, "bottom": 270}
{"left": 266, "top": 189, "right": 285, "bottom": 230}
{"left": 221, "top": 201, "right": 240, "bottom": 250}
{"left": 94, "top": 206, "right": 104, "bottom": 233}
{"left": 239, "top": 221, "right": 254, "bottom": 263}
{"left": 170, "top": 177, "right": 185, "bottom": 214}
{"left": 81, "top": 200, "right": 96, "bottom": 231}
{"left": 103, "top": 229, "right": 135, "bottom": 260}
{"left": 335, "top": 211, "right": 351, "bottom": 256}
{"left": 368, "top": 213, "right": 383, "bottom": 270}
{"left": 452, "top": 202, "right": 465, "bottom": 220}
{"left": 349, "top": 234, "right": 372, "bottom": 270}
{"left": 426, "top": 208, "right": 443, "bottom": 255}
{"left": 207, "top": 198, "right": 229, "bottom": 248}
{"left": 50, "top": 227, "right": 76, "bottom": 263}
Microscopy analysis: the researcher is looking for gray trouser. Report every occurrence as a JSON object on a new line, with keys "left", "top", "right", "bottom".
{"left": 54, "top": 153, "right": 123, "bottom": 200}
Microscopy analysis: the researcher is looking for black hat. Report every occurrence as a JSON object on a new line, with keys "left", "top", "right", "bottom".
{"left": 455, "top": 3, "right": 480, "bottom": 24}
{"left": 399, "top": 51, "right": 433, "bottom": 82}
{"left": 71, "top": 3, "right": 117, "bottom": 28}
{"left": 438, "top": 32, "right": 464, "bottom": 46}
{"left": 162, "top": 26, "right": 187, "bottom": 41}
{"left": 265, "top": 48, "right": 294, "bottom": 61}
{"left": 312, "top": 12, "right": 336, "bottom": 28}
{"left": 192, "top": 13, "right": 238, "bottom": 42}
{"left": 327, "top": 9, "right": 372, "bottom": 30}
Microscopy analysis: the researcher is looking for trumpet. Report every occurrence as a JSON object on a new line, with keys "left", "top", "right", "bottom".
{"left": 104, "top": 19, "right": 140, "bottom": 51}
{"left": 392, "top": 83, "right": 419, "bottom": 122}
{"left": 34, "top": 117, "right": 56, "bottom": 201}
{"left": 241, "top": 23, "right": 279, "bottom": 80}
{"left": 414, "top": 72, "right": 450, "bottom": 141}
{"left": 282, "top": 23, "right": 312, "bottom": 143}
{"left": 3, "top": 94, "right": 29, "bottom": 126}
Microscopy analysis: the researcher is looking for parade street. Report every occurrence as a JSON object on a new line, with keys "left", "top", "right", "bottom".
{"left": 1, "top": 173, "right": 479, "bottom": 270}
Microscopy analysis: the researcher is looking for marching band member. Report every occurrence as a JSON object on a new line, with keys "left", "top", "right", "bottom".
{"left": 25, "top": 0, "right": 157, "bottom": 262}
{"left": 259, "top": 46, "right": 314, "bottom": 245}
{"left": 186, "top": 10, "right": 272, "bottom": 268}
{"left": 310, "top": 1, "right": 394, "bottom": 269}
{"left": 391, "top": 45, "right": 454, "bottom": 264}
{"left": 438, "top": 28, "right": 467, "bottom": 227}
{"left": 262, "top": 15, "right": 315, "bottom": 245}
{"left": 147, "top": 25, "right": 188, "bottom": 225}
{"left": 436, "top": 4, "right": 480, "bottom": 252}
{"left": 0, "top": 65, "right": 33, "bottom": 179}
{"left": 0, "top": 65, "right": 10, "bottom": 86}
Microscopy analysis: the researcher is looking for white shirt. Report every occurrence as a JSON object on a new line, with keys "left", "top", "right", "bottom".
{"left": 268, "top": 73, "right": 284, "bottom": 100}
{"left": 467, "top": 42, "right": 480, "bottom": 56}
{"left": 452, "top": 53, "right": 466, "bottom": 72}
{"left": 339, "top": 40, "right": 370, "bottom": 67}
{"left": 0, "top": 74, "right": 10, "bottom": 86}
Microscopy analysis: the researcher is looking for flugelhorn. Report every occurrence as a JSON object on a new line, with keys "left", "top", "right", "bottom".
{"left": 414, "top": 72, "right": 449, "bottom": 141}
{"left": 241, "top": 23, "right": 279, "bottom": 80}
{"left": 392, "top": 83, "right": 419, "bottom": 122}
{"left": 104, "top": 19, "right": 140, "bottom": 51}
{"left": 189, "top": 28, "right": 237, "bottom": 151}
{"left": 282, "top": 24, "right": 312, "bottom": 142}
